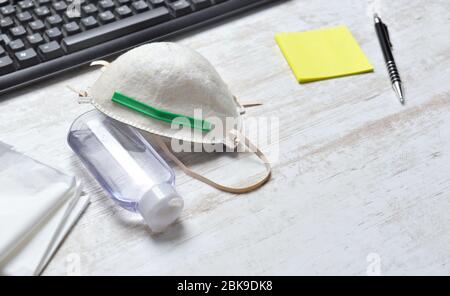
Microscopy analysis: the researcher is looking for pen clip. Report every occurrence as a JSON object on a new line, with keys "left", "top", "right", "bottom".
{"left": 382, "top": 23, "right": 393, "bottom": 49}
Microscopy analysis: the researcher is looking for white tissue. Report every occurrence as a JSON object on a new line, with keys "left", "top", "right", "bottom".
{"left": 0, "top": 142, "right": 90, "bottom": 275}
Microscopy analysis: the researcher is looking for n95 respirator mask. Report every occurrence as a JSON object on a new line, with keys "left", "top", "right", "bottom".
{"left": 77, "top": 42, "right": 271, "bottom": 193}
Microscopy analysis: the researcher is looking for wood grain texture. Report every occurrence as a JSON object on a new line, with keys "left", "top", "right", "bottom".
{"left": 1, "top": 0, "right": 449, "bottom": 275}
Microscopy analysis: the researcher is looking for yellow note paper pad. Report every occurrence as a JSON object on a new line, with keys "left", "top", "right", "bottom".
{"left": 275, "top": 26, "right": 374, "bottom": 83}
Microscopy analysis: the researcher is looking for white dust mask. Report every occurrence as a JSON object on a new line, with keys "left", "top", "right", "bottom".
{"left": 78, "top": 42, "right": 271, "bottom": 193}
{"left": 89, "top": 42, "right": 243, "bottom": 148}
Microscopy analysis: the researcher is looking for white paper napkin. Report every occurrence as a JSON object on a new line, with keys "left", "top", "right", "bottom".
{"left": 0, "top": 142, "right": 90, "bottom": 275}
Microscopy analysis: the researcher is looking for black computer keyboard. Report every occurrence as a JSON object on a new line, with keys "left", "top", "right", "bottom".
{"left": 0, "top": 0, "right": 277, "bottom": 94}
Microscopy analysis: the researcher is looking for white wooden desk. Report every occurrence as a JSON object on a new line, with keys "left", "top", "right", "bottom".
{"left": 1, "top": 0, "right": 449, "bottom": 275}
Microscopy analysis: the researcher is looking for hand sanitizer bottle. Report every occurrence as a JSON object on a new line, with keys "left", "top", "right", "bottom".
{"left": 67, "top": 110, "right": 183, "bottom": 232}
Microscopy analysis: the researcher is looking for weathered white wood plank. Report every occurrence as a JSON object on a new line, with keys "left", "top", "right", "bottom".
{"left": 0, "top": 0, "right": 449, "bottom": 275}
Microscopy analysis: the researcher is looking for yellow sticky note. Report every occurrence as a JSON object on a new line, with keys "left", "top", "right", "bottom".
{"left": 275, "top": 26, "right": 374, "bottom": 83}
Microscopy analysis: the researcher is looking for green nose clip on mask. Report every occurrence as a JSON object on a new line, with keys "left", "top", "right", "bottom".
{"left": 76, "top": 42, "right": 271, "bottom": 194}
{"left": 111, "top": 91, "right": 214, "bottom": 132}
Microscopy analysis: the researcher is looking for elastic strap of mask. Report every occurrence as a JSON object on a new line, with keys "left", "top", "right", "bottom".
{"left": 233, "top": 96, "right": 263, "bottom": 115}
{"left": 66, "top": 85, "right": 90, "bottom": 103}
{"left": 150, "top": 130, "right": 271, "bottom": 194}
{"left": 90, "top": 60, "right": 110, "bottom": 67}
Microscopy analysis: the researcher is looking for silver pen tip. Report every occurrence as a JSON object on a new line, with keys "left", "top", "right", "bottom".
{"left": 392, "top": 81, "right": 405, "bottom": 105}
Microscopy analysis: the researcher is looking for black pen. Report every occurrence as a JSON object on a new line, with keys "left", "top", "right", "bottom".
{"left": 374, "top": 14, "right": 405, "bottom": 104}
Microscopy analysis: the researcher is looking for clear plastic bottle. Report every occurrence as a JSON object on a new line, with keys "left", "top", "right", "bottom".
{"left": 67, "top": 110, "right": 183, "bottom": 232}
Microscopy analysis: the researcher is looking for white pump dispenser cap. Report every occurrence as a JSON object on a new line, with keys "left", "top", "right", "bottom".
{"left": 137, "top": 183, "right": 184, "bottom": 233}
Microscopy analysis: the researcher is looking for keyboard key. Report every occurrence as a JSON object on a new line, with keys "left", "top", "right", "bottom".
{"left": 34, "top": 6, "right": 51, "bottom": 19}
{"left": 149, "top": 0, "right": 165, "bottom": 7}
{"left": 63, "top": 22, "right": 81, "bottom": 36}
{"left": 15, "top": 48, "right": 40, "bottom": 68}
{"left": 63, "top": 7, "right": 172, "bottom": 53}
{"left": 38, "top": 41, "right": 64, "bottom": 60}
{"left": 132, "top": 1, "right": 149, "bottom": 13}
{"left": 45, "top": 28, "right": 63, "bottom": 41}
{"left": 81, "top": 16, "right": 98, "bottom": 30}
{"left": 16, "top": 11, "right": 34, "bottom": 23}
{"left": 26, "top": 33, "right": 44, "bottom": 46}
{"left": 10, "top": 26, "right": 27, "bottom": 38}
{"left": 167, "top": 0, "right": 193, "bottom": 17}
{"left": 0, "top": 45, "right": 4, "bottom": 56}
{"left": 71, "top": 0, "right": 87, "bottom": 6}
{"left": 0, "top": 34, "right": 7, "bottom": 45}
{"left": 0, "top": 5, "right": 15, "bottom": 16}
{"left": 98, "top": 10, "right": 116, "bottom": 24}
{"left": 0, "top": 17, "right": 14, "bottom": 30}
{"left": 45, "top": 15, "right": 63, "bottom": 27}
{"left": 29, "top": 19, "right": 46, "bottom": 32}
{"left": 0, "top": 55, "right": 15, "bottom": 76}
{"left": 82, "top": 4, "right": 98, "bottom": 16}
{"left": 191, "top": 0, "right": 213, "bottom": 10}
{"left": 8, "top": 39, "right": 25, "bottom": 51}
{"left": 18, "top": 0, "right": 35, "bottom": 11}
{"left": 99, "top": 0, "right": 115, "bottom": 11}
{"left": 115, "top": 5, "right": 133, "bottom": 18}
{"left": 52, "top": 1, "right": 67, "bottom": 13}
